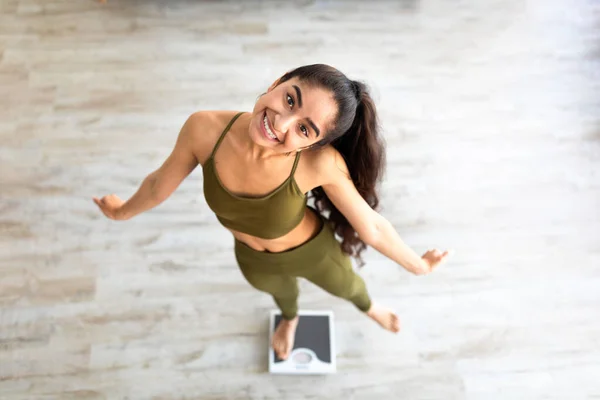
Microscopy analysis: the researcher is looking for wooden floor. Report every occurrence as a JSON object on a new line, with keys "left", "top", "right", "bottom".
{"left": 1, "top": 0, "right": 599, "bottom": 399}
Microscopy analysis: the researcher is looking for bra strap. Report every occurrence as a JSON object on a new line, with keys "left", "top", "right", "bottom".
{"left": 290, "top": 150, "right": 301, "bottom": 176}
{"left": 209, "top": 112, "right": 245, "bottom": 159}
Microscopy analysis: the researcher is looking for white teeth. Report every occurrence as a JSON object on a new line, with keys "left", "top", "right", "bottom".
{"left": 263, "top": 114, "right": 278, "bottom": 140}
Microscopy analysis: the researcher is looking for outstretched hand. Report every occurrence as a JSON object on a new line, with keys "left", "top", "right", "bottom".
{"left": 420, "top": 249, "right": 453, "bottom": 274}
{"left": 93, "top": 194, "right": 126, "bottom": 220}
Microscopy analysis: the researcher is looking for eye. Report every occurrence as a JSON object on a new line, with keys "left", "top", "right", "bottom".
{"left": 286, "top": 94, "right": 294, "bottom": 108}
{"left": 300, "top": 125, "right": 308, "bottom": 138}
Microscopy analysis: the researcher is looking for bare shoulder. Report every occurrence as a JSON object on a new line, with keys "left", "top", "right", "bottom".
{"left": 297, "top": 144, "right": 351, "bottom": 191}
{"left": 183, "top": 110, "right": 244, "bottom": 166}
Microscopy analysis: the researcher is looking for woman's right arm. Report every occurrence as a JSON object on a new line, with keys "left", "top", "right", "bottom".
{"left": 314, "top": 146, "right": 451, "bottom": 275}
{"left": 93, "top": 112, "right": 209, "bottom": 220}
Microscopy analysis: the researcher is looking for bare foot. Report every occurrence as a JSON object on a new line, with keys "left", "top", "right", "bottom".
{"left": 367, "top": 302, "right": 401, "bottom": 333}
{"left": 272, "top": 316, "right": 299, "bottom": 360}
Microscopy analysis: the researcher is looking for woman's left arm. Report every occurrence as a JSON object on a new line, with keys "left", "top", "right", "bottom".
{"left": 319, "top": 149, "right": 451, "bottom": 275}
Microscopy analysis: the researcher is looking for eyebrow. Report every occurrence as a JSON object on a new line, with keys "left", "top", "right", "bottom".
{"left": 293, "top": 84, "right": 321, "bottom": 137}
{"left": 307, "top": 119, "right": 320, "bottom": 137}
{"left": 293, "top": 85, "right": 303, "bottom": 107}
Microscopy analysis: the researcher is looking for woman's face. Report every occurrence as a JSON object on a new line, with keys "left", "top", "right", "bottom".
{"left": 249, "top": 77, "right": 338, "bottom": 153}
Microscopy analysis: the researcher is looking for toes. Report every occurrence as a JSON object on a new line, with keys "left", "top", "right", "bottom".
{"left": 273, "top": 336, "right": 291, "bottom": 360}
{"left": 367, "top": 306, "right": 402, "bottom": 333}
{"left": 382, "top": 311, "right": 400, "bottom": 333}
{"left": 284, "top": 341, "right": 294, "bottom": 359}
{"left": 279, "top": 346, "right": 290, "bottom": 360}
{"left": 273, "top": 341, "right": 285, "bottom": 359}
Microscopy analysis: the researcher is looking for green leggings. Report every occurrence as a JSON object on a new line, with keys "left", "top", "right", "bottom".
{"left": 234, "top": 215, "right": 372, "bottom": 320}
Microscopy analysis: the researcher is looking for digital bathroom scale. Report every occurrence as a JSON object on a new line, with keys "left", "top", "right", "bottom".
{"left": 268, "top": 310, "right": 336, "bottom": 375}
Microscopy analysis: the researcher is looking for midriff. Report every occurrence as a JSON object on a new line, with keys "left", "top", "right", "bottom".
{"left": 229, "top": 206, "right": 323, "bottom": 253}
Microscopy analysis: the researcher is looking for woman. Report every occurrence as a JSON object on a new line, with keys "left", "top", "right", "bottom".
{"left": 93, "top": 64, "right": 451, "bottom": 360}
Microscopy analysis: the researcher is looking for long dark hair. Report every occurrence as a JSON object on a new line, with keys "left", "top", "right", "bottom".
{"left": 277, "top": 64, "right": 386, "bottom": 265}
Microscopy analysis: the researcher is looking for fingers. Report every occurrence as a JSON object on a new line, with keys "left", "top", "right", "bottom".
{"left": 428, "top": 249, "right": 454, "bottom": 259}
{"left": 425, "top": 248, "right": 454, "bottom": 270}
{"left": 92, "top": 196, "right": 115, "bottom": 219}
{"left": 93, "top": 195, "right": 118, "bottom": 208}
{"left": 93, "top": 196, "right": 109, "bottom": 204}
{"left": 440, "top": 249, "right": 455, "bottom": 261}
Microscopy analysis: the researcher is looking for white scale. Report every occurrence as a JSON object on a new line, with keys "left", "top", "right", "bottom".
{"left": 268, "top": 310, "right": 336, "bottom": 374}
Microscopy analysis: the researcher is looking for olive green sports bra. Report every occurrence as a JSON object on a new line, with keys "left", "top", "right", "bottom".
{"left": 202, "top": 112, "right": 307, "bottom": 239}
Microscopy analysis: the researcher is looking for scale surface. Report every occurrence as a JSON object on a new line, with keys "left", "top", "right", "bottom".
{"left": 268, "top": 310, "right": 336, "bottom": 375}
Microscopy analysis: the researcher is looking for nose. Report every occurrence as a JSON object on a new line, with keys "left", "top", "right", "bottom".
{"left": 272, "top": 113, "right": 294, "bottom": 136}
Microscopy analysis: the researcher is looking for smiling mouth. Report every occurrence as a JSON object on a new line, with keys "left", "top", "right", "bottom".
{"left": 262, "top": 112, "right": 280, "bottom": 142}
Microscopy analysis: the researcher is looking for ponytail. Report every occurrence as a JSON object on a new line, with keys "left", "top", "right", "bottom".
{"left": 311, "top": 83, "right": 385, "bottom": 265}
